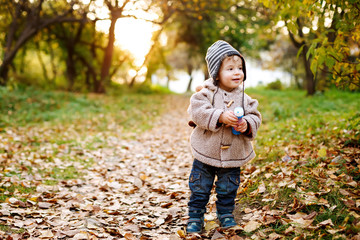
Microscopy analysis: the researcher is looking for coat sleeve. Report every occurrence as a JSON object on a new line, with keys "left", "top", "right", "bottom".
{"left": 242, "top": 94, "right": 262, "bottom": 140}
{"left": 188, "top": 89, "right": 223, "bottom": 132}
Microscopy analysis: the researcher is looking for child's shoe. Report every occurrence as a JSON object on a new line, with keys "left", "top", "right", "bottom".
{"left": 186, "top": 217, "right": 204, "bottom": 233}
{"left": 217, "top": 213, "right": 237, "bottom": 228}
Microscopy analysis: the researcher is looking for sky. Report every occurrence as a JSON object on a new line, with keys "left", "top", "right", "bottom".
{"left": 93, "top": 1, "right": 158, "bottom": 67}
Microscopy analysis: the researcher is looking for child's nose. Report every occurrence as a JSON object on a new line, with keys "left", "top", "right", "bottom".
{"left": 235, "top": 69, "right": 242, "bottom": 74}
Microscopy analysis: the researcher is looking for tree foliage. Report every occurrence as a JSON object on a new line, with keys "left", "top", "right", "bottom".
{"left": 0, "top": 0, "right": 85, "bottom": 85}
{"left": 260, "top": 0, "right": 360, "bottom": 94}
{"left": 0, "top": 0, "right": 358, "bottom": 93}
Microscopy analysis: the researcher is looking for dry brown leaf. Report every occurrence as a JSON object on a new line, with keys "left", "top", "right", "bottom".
{"left": 211, "top": 230, "right": 226, "bottom": 239}
{"left": 39, "top": 230, "right": 54, "bottom": 238}
{"left": 268, "top": 232, "right": 283, "bottom": 240}
{"left": 38, "top": 202, "right": 52, "bottom": 209}
{"left": 284, "top": 226, "right": 294, "bottom": 235}
{"left": 73, "top": 232, "right": 90, "bottom": 240}
{"left": 243, "top": 220, "right": 261, "bottom": 232}
{"left": 229, "top": 236, "right": 244, "bottom": 240}
{"left": 287, "top": 212, "right": 314, "bottom": 228}
{"left": 204, "top": 220, "right": 219, "bottom": 231}
{"left": 318, "top": 219, "right": 334, "bottom": 227}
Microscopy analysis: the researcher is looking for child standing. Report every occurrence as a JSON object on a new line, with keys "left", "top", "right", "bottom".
{"left": 186, "top": 40, "right": 262, "bottom": 233}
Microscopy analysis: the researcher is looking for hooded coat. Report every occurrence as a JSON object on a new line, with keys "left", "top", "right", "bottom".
{"left": 188, "top": 79, "right": 261, "bottom": 168}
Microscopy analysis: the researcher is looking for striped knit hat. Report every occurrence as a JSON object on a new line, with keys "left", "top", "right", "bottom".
{"left": 205, "top": 40, "right": 246, "bottom": 82}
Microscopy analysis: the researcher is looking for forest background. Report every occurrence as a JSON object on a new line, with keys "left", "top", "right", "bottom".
{"left": 0, "top": 0, "right": 359, "bottom": 95}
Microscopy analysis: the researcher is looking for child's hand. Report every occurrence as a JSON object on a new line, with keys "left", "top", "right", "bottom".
{"left": 219, "top": 111, "right": 238, "bottom": 126}
{"left": 233, "top": 118, "right": 248, "bottom": 133}
{"left": 195, "top": 85, "right": 203, "bottom": 92}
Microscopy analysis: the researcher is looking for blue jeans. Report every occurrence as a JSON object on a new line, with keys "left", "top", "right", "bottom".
{"left": 188, "top": 159, "right": 240, "bottom": 218}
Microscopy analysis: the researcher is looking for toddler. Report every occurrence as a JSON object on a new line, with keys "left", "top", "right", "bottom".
{"left": 186, "top": 40, "right": 262, "bottom": 233}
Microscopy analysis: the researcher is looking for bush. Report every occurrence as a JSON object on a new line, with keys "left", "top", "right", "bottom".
{"left": 266, "top": 79, "right": 283, "bottom": 90}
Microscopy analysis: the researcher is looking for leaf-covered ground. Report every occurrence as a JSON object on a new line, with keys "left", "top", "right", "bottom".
{"left": 0, "top": 89, "right": 359, "bottom": 239}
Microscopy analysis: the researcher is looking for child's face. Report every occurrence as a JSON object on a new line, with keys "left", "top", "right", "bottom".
{"left": 217, "top": 55, "right": 244, "bottom": 91}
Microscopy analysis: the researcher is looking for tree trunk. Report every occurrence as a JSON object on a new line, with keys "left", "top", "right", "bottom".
{"left": 166, "top": 73, "right": 170, "bottom": 89}
{"left": 293, "top": 75, "right": 302, "bottom": 89}
{"left": 77, "top": 54, "right": 98, "bottom": 92}
{"left": 287, "top": 19, "right": 316, "bottom": 95}
{"left": 302, "top": 45, "right": 316, "bottom": 95}
{"left": 98, "top": 17, "right": 117, "bottom": 93}
{"left": 47, "top": 38, "right": 57, "bottom": 85}
{"left": 186, "top": 64, "right": 194, "bottom": 92}
{"left": 66, "top": 49, "right": 76, "bottom": 91}
{"left": 19, "top": 46, "right": 27, "bottom": 74}
{"left": 35, "top": 41, "right": 50, "bottom": 82}
{"left": 0, "top": 2, "right": 22, "bottom": 85}
{"left": 63, "top": 17, "right": 85, "bottom": 91}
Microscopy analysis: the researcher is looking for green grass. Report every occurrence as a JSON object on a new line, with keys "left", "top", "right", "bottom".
{"left": 0, "top": 85, "right": 171, "bottom": 205}
{"left": 0, "top": 182, "right": 36, "bottom": 202}
{"left": 0, "top": 85, "right": 168, "bottom": 132}
{"left": 0, "top": 225, "right": 25, "bottom": 234}
{"left": 246, "top": 88, "right": 360, "bottom": 161}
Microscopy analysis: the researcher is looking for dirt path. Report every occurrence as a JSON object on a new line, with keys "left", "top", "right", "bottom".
{"left": 74, "top": 95, "right": 194, "bottom": 239}
{"left": 2, "top": 95, "right": 252, "bottom": 239}
{"left": 83, "top": 95, "right": 195, "bottom": 239}
{"left": 1, "top": 95, "right": 196, "bottom": 239}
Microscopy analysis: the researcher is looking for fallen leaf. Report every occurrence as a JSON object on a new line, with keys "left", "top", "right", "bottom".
{"left": 38, "top": 202, "right": 52, "bottom": 209}
{"left": 61, "top": 230, "right": 80, "bottom": 237}
{"left": 287, "top": 212, "right": 314, "bottom": 228}
{"left": 204, "top": 220, "right": 219, "bottom": 231}
{"left": 317, "top": 147, "right": 327, "bottom": 158}
{"left": 124, "top": 233, "right": 137, "bottom": 240}
{"left": 250, "top": 182, "right": 266, "bottom": 196}
{"left": 39, "top": 230, "right": 54, "bottom": 238}
{"left": 211, "top": 230, "right": 225, "bottom": 239}
{"left": 303, "top": 211, "right": 317, "bottom": 220}
{"left": 177, "top": 230, "right": 185, "bottom": 238}
{"left": 268, "top": 232, "right": 283, "bottom": 240}
{"left": 243, "top": 220, "right": 261, "bottom": 232}
{"left": 284, "top": 226, "right": 294, "bottom": 234}
{"left": 339, "top": 189, "right": 350, "bottom": 196}
{"left": 229, "top": 236, "right": 244, "bottom": 240}
{"left": 327, "top": 229, "right": 343, "bottom": 234}
{"left": 350, "top": 211, "right": 360, "bottom": 219}
{"left": 318, "top": 219, "right": 334, "bottom": 227}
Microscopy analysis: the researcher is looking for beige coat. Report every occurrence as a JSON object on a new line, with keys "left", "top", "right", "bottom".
{"left": 188, "top": 79, "right": 261, "bottom": 168}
